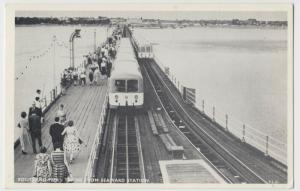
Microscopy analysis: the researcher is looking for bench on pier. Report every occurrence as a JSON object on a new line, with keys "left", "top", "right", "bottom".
{"left": 147, "top": 110, "right": 159, "bottom": 135}
{"left": 152, "top": 111, "right": 169, "bottom": 133}
{"left": 159, "top": 134, "right": 184, "bottom": 159}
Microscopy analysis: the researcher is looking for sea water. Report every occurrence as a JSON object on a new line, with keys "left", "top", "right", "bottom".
{"left": 134, "top": 27, "right": 287, "bottom": 144}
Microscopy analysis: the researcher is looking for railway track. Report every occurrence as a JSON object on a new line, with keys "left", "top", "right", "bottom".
{"left": 140, "top": 59, "right": 270, "bottom": 184}
{"left": 103, "top": 109, "right": 145, "bottom": 183}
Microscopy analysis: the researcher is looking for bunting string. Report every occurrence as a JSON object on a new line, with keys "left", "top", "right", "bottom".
{"left": 15, "top": 38, "right": 69, "bottom": 81}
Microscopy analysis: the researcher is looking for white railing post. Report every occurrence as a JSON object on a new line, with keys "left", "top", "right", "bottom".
{"left": 44, "top": 96, "right": 47, "bottom": 108}
{"left": 225, "top": 114, "right": 228, "bottom": 131}
{"left": 202, "top": 100, "right": 205, "bottom": 113}
{"left": 265, "top": 136, "right": 269, "bottom": 156}
{"left": 213, "top": 106, "right": 215, "bottom": 122}
{"left": 242, "top": 124, "right": 246, "bottom": 143}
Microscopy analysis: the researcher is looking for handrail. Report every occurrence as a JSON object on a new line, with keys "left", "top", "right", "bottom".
{"left": 83, "top": 91, "right": 109, "bottom": 183}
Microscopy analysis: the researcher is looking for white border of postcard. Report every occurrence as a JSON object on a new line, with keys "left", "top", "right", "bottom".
{"left": 5, "top": 3, "right": 294, "bottom": 189}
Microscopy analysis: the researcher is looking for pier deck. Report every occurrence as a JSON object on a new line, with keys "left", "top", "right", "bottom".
{"left": 14, "top": 82, "right": 108, "bottom": 183}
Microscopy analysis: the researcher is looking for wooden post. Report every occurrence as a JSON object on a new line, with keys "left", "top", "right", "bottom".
{"left": 265, "top": 136, "right": 269, "bottom": 156}
{"left": 213, "top": 106, "right": 215, "bottom": 121}
{"left": 242, "top": 124, "right": 246, "bottom": 142}
{"left": 55, "top": 86, "right": 58, "bottom": 97}
{"left": 225, "top": 114, "right": 228, "bottom": 131}
{"left": 202, "top": 100, "right": 205, "bottom": 113}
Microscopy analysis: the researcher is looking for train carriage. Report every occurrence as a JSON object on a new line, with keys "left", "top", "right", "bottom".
{"left": 132, "top": 33, "right": 154, "bottom": 59}
{"left": 109, "top": 38, "right": 144, "bottom": 108}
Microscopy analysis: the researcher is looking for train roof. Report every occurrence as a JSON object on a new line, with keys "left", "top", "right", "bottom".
{"left": 111, "top": 38, "right": 142, "bottom": 79}
{"left": 111, "top": 60, "right": 142, "bottom": 79}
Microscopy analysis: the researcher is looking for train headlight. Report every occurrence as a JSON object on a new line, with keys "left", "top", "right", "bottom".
{"left": 134, "top": 95, "right": 138, "bottom": 103}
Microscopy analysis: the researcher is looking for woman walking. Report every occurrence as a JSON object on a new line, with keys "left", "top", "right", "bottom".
{"left": 61, "top": 120, "right": 82, "bottom": 163}
{"left": 56, "top": 104, "right": 67, "bottom": 125}
{"left": 33, "top": 146, "right": 52, "bottom": 183}
{"left": 50, "top": 145, "right": 71, "bottom": 183}
{"left": 88, "top": 68, "right": 94, "bottom": 85}
{"left": 93, "top": 67, "right": 101, "bottom": 85}
{"left": 17, "top": 111, "right": 31, "bottom": 154}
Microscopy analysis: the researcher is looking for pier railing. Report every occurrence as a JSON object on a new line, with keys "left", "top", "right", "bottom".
{"left": 83, "top": 91, "right": 109, "bottom": 183}
{"left": 153, "top": 55, "right": 287, "bottom": 166}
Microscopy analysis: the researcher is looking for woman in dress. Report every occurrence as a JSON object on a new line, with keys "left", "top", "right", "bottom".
{"left": 93, "top": 67, "right": 101, "bottom": 85}
{"left": 56, "top": 104, "right": 67, "bottom": 125}
{"left": 33, "top": 146, "right": 52, "bottom": 183}
{"left": 17, "top": 111, "right": 31, "bottom": 154}
{"left": 50, "top": 145, "right": 70, "bottom": 183}
{"left": 62, "top": 120, "right": 82, "bottom": 163}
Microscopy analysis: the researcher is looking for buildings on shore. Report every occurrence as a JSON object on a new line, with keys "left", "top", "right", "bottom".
{"left": 123, "top": 18, "right": 287, "bottom": 29}
{"left": 16, "top": 16, "right": 287, "bottom": 29}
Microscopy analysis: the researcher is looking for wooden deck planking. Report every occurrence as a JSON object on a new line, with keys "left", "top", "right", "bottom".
{"left": 14, "top": 82, "right": 108, "bottom": 182}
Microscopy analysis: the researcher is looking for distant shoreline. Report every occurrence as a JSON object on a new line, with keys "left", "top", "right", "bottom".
{"left": 15, "top": 24, "right": 110, "bottom": 27}
{"left": 15, "top": 23, "right": 287, "bottom": 30}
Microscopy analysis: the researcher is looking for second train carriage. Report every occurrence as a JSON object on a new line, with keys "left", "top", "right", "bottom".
{"left": 109, "top": 38, "right": 144, "bottom": 108}
{"left": 132, "top": 33, "right": 154, "bottom": 59}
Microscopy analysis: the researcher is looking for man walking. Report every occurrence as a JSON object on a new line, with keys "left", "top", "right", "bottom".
{"left": 29, "top": 101, "right": 42, "bottom": 118}
{"left": 28, "top": 112, "right": 43, "bottom": 154}
{"left": 49, "top": 117, "right": 65, "bottom": 150}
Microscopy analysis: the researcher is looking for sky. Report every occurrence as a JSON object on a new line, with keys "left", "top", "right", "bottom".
{"left": 16, "top": 11, "right": 287, "bottom": 21}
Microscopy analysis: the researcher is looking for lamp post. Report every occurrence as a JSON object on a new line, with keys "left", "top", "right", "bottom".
{"left": 69, "top": 29, "right": 81, "bottom": 69}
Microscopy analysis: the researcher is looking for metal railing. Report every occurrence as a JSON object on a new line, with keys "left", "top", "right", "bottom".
{"left": 153, "top": 55, "right": 287, "bottom": 166}
{"left": 83, "top": 91, "right": 109, "bottom": 183}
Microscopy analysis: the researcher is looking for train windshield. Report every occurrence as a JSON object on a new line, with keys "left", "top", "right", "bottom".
{"left": 127, "top": 80, "right": 138, "bottom": 92}
{"left": 115, "top": 80, "right": 126, "bottom": 92}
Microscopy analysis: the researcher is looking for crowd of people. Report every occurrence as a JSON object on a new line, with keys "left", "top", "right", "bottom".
{"left": 60, "top": 29, "right": 122, "bottom": 90}
{"left": 17, "top": 27, "right": 124, "bottom": 183}
{"left": 17, "top": 89, "right": 84, "bottom": 183}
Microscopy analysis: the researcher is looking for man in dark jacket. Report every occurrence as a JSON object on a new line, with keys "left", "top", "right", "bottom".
{"left": 49, "top": 117, "right": 65, "bottom": 150}
{"left": 29, "top": 101, "right": 42, "bottom": 118}
{"left": 28, "top": 112, "right": 42, "bottom": 153}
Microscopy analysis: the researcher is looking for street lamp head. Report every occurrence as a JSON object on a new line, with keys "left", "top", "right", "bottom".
{"left": 74, "top": 29, "right": 81, "bottom": 38}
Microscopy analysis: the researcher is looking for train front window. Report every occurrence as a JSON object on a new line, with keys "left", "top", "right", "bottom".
{"left": 115, "top": 80, "right": 126, "bottom": 92}
{"left": 127, "top": 80, "right": 138, "bottom": 92}
{"left": 141, "top": 47, "right": 145, "bottom": 52}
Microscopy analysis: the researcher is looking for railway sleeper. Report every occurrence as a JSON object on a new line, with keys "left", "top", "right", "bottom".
{"left": 128, "top": 158, "right": 139, "bottom": 163}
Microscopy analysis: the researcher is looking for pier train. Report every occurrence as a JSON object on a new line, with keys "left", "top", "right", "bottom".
{"left": 108, "top": 38, "right": 144, "bottom": 108}
{"left": 131, "top": 33, "right": 154, "bottom": 59}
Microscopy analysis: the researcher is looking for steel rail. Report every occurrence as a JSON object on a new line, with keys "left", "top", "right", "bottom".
{"left": 142, "top": 60, "right": 267, "bottom": 184}
{"left": 109, "top": 114, "right": 118, "bottom": 183}
{"left": 140, "top": 61, "right": 232, "bottom": 183}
